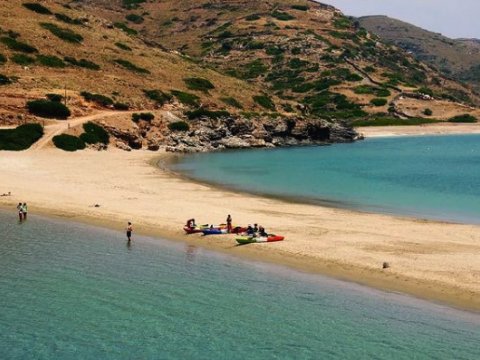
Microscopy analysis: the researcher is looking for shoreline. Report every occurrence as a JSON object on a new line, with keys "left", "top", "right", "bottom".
{"left": 1, "top": 148, "right": 480, "bottom": 313}
{"left": 356, "top": 123, "right": 480, "bottom": 138}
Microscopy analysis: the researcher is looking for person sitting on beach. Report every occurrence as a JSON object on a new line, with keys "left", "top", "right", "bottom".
{"left": 126, "top": 222, "right": 133, "bottom": 242}
{"left": 253, "top": 224, "right": 259, "bottom": 233}
{"left": 259, "top": 226, "right": 267, "bottom": 237}
{"left": 1, "top": 191, "right": 11, "bottom": 197}
{"left": 246, "top": 225, "right": 254, "bottom": 236}
{"left": 186, "top": 218, "right": 196, "bottom": 228}
{"left": 17, "top": 203, "right": 23, "bottom": 222}
{"left": 22, "top": 203, "right": 28, "bottom": 221}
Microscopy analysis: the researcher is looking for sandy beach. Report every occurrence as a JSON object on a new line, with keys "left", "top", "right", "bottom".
{"left": 357, "top": 122, "right": 480, "bottom": 137}
{"left": 1, "top": 146, "right": 480, "bottom": 312}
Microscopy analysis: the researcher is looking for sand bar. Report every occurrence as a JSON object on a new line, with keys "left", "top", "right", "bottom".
{"left": 1, "top": 148, "right": 480, "bottom": 312}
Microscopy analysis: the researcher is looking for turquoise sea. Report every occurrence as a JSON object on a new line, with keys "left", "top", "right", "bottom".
{"left": 0, "top": 211, "right": 479, "bottom": 359}
{"left": 170, "top": 135, "right": 480, "bottom": 224}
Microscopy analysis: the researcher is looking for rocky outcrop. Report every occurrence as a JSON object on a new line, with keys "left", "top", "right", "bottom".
{"left": 106, "top": 115, "right": 360, "bottom": 153}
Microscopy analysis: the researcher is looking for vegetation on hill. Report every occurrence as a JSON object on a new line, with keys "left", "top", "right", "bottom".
{"left": 0, "top": 123, "right": 43, "bottom": 150}
{"left": 53, "top": 134, "right": 86, "bottom": 151}
{"left": 27, "top": 99, "right": 71, "bottom": 119}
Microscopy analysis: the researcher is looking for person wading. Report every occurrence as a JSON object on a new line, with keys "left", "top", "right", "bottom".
{"left": 126, "top": 222, "right": 133, "bottom": 242}
{"left": 22, "top": 203, "right": 28, "bottom": 221}
{"left": 17, "top": 203, "right": 23, "bottom": 222}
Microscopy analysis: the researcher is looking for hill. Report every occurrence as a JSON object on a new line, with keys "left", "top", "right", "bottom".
{"left": 358, "top": 15, "right": 480, "bottom": 92}
{"left": 1, "top": 1, "right": 479, "bottom": 152}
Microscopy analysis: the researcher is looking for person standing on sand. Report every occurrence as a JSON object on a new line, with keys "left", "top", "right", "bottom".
{"left": 22, "top": 203, "right": 28, "bottom": 220}
{"left": 126, "top": 222, "right": 133, "bottom": 242}
{"left": 17, "top": 203, "right": 23, "bottom": 222}
{"left": 226, "top": 214, "right": 232, "bottom": 233}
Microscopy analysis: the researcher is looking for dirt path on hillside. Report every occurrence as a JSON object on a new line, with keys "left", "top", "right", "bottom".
{"left": 29, "top": 111, "right": 136, "bottom": 151}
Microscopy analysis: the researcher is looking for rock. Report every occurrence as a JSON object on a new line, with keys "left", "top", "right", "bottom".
{"left": 219, "top": 137, "right": 250, "bottom": 149}
{"left": 116, "top": 141, "right": 132, "bottom": 152}
{"left": 383, "top": 262, "right": 390, "bottom": 269}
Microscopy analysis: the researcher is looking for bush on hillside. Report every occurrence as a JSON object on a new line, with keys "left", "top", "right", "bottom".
{"left": 220, "top": 97, "right": 243, "bottom": 109}
{"left": 253, "top": 95, "right": 275, "bottom": 110}
{"left": 36, "top": 54, "right": 66, "bottom": 68}
{"left": 186, "top": 108, "right": 230, "bottom": 120}
{"left": 126, "top": 14, "right": 144, "bottom": 24}
{"left": 143, "top": 89, "right": 172, "bottom": 105}
{"left": 22, "top": 2, "right": 52, "bottom": 15}
{"left": 448, "top": 114, "right": 477, "bottom": 123}
{"left": 27, "top": 100, "right": 71, "bottom": 119}
{"left": 80, "top": 91, "right": 114, "bottom": 107}
{"left": 40, "top": 23, "right": 83, "bottom": 43}
{"left": 54, "top": 13, "right": 83, "bottom": 25}
{"left": 114, "top": 59, "right": 150, "bottom": 74}
{"left": 353, "top": 117, "right": 440, "bottom": 127}
{"left": 80, "top": 122, "right": 109, "bottom": 144}
{"left": 122, "top": 0, "right": 146, "bottom": 10}
{"left": 64, "top": 57, "right": 100, "bottom": 70}
{"left": 170, "top": 90, "right": 200, "bottom": 107}
{"left": 132, "top": 112, "right": 155, "bottom": 122}
{"left": 53, "top": 134, "right": 85, "bottom": 152}
{"left": 0, "top": 123, "right": 44, "bottom": 151}
{"left": 46, "top": 93, "right": 63, "bottom": 103}
{"left": 423, "top": 108, "right": 433, "bottom": 116}
{"left": 0, "top": 37, "right": 37, "bottom": 53}
{"left": 370, "top": 98, "right": 388, "bottom": 107}
{"left": 271, "top": 11, "right": 295, "bottom": 21}
{"left": 291, "top": 5, "right": 309, "bottom": 11}
{"left": 245, "top": 14, "right": 261, "bottom": 21}
{"left": 113, "top": 102, "right": 129, "bottom": 110}
{"left": 168, "top": 121, "right": 190, "bottom": 132}
{"left": 0, "top": 74, "right": 12, "bottom": 85}
{"left": 115, "top": 42, "right": 132, "bottom": 51}
{"left": 113, "top": 22, "right": 138, "bottom": 36}
{"left": 0, "top": 53, "right": 6, "bottom": 65}
{"left": 12, "top": 53, "right": 35, "bottom": 65}
{"left": 184, "top": 77, "right": 215, "bottom": 92}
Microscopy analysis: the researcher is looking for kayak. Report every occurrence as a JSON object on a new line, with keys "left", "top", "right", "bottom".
{"left": 202, "top": 228, "right": 228, "bottom": 235}
{"left": 184, "top": 223, "right": 227, "bottom": 234}
{"left": 236, "top": 235, "right": 285, "bottom": 244}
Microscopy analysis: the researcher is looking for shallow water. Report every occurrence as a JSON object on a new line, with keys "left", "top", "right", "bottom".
{"left": 171, "top": 135, "right": 480, "bottom": 224}
{"left": 0, "top": 212, "right": 479, "bottom": 359}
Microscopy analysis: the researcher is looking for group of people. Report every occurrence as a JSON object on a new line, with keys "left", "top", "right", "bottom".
{"left": 246, "top": 223, "right": 268, "bottom": 237}
{"left": 186, "top": 215, "right": 268, "bottom": 237}
{"left": 16, "top": 202, "right": 28, "bottom": 222}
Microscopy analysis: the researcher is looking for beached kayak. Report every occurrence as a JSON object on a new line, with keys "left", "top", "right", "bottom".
{"left": 202, "top": 228, "right": 228, "bottom": 235}
{"left": 236, "top": 235, "right": 285, "bottom": 244}
{"left": 184, "top": 224, "right": 228, "bottom": 234}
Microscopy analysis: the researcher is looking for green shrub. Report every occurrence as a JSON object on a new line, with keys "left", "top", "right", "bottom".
{"left": 80, "top": 122, "right": 109, "bottom": 144}
{"left": 291, "top": 5, "right": 309, "bottom": 11}
{"left": 253, "top": 95, "right": 275, "bottom": 110}
{"left": 64, "top": 57, "right": 100, "bottom": 70}
{"left": 423, "top": 108, "right": 433, "bottom": 116}
{"left": 0, "top": 53, "right": 6, "bottom": 65}
{"left": 12, "top": 53, "right": 35, "bottom": 65}
{"left": 54, "top": 13, "right": 83, "bottom": 25}
{"left": 220, "top": 97, "right": 243, "bottom": 109}
{"left": 80, "top": 91, "right": 114, "bottom": 107}
{"left": 448, "top": 114, "right": 477, "bottom": 123}
{"left": 186, "top": 108, "right": 230, "bottom": 120}
{"left": 370, "top": 98, "right": 388, "bottom": 107}
{"left": 46, "top": 93, "right": 63, "bottom": 103}
{"left": 170, "top": 90, "right": 200, "bottom": 107}
{"left": 0, "top": 74, "right": 12, "bottom": 85}
{"left": 245, "top": 14, "right": 261, "bottom": 21}
{"left": 36, "top": 54, "right": 66, "bottom": 68}
{"left": 364, "top": 66, "right": 375, "bottom": 73}
{"left": 242, "top": 59, "right": 269, "bottom": 79}
{"left": 354, "top": 85, "right": 391, "bottom": 97}
{"left": 271, "top": 11, "right": 295, "bottom": 21}
{"left": 333, "top": 16, "right": 351, "bottom": 29}
{"left": 113, "top": 102, "right": 129, "bottom": 110}
{"left": 40, "top": 23, "right": 83, "bottom": 43}
{"left": 27, "top": 100, "right": 71, "bottom": 119}
{"left": 114, "top": 59, "right": 150, "bottom": 74}
{"left": 288, "top": 58, "right": 309, "bottom": 69}
{"left": 23, "top": 2, "right": 52, "bottom": 14}
{"left": 0, "top": 123, "right": 44, "bottom": 150}
{"left": 122, "top": 0, "right": 146, "bottom": 10}
{"left": 53, "top": 134, "right": 85, "bottom": 151}
{"left": 143, "top": 89, "right": 172, "bottom": 105}
{"left": 0, "top": 37, "right": 37, "bottom": 53}
{"left": 114, "top": 22, "right": 138, "bottom": 36}
{"left": 126, "top": 14, "right": 144, "bottom": 24}
{"left": 353, "top": 117, "right": 440, "bottom": 127}
{"left": 132, "top": 112, "right": 155, "bottom": 122}
{"left": 184, "top": 77, "right": 215, "bottom": 92}
{"left": 168, "top": 121, "right": 190, "bottom": 132}
{"left": 115, "top": 42, "right": 132, "bottom": 51}
{"left": 416, "top": 87, "right": 434, "bottom": 97}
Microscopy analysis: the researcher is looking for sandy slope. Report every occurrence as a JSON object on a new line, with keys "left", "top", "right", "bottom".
{"left": 1, "top": 148, "right": 480, "bottom": 312}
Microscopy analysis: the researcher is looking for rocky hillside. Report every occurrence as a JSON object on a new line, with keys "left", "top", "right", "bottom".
{"left": 358, "top": 15, "right": 480, "bottom": 92}
{"left": 1, "top": 0, "right": 479, "bottom": 152}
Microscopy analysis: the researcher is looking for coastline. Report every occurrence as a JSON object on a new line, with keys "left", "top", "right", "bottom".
{"left": 1, "top": 147, "right": 480, "bottom": 313}
{"left": 356, "top": 122, "right": 480, "bottom": 138}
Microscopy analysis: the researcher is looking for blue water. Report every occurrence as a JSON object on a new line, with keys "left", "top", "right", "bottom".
{"left": 1, "top": 212, "right": 479, "bottom": 359}
{"left": 170, "top": 135, "right": 480, "bottom": 224}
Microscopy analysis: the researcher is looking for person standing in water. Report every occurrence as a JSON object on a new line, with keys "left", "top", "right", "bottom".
{"left": 22, "top": 203, "right": 28, "bottom": 221}
{"left": 226, "top": 214, "right": 232, "bottom": 233}
{"left": 126, "top": 222, "right": 133, "bottom": 242}
{"left": 17, "top": 203, "right": 23, "bottom": 222}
